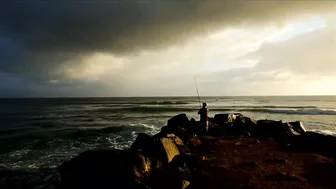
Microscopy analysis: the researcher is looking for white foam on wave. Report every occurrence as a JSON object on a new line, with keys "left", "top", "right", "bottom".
{"left": 309, "top": 129, "right": 336, "bottom": 136}
{"left": 265, "top": 108, "right": 336, "bottom": 115}
{"left": 129, "top": 123, "right": 161, "bottom": 132}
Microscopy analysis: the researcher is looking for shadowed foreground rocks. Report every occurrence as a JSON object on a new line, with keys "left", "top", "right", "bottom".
{"left": 58, "top": 113, "right": 336, "bottom": 189}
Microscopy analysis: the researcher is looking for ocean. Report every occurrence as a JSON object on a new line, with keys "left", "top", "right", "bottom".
{"left": 1, "top": 96, "right": 336, "bottom": 169}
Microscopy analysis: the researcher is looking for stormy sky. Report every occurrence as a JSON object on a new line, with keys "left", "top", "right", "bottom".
{"left": 0, "top": 1, "right": 335, "bottom": 97}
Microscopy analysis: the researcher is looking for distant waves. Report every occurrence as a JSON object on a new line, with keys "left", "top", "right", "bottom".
{"left": 109, "top": 105, "right": 336, "bottom": 115}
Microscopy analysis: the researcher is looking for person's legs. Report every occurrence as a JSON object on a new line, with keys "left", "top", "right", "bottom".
{"left": 199, "top": 122, "right": 205, "bottom": 133}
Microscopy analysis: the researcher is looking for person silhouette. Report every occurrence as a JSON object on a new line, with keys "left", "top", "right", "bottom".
{"left": 198, "top": 102, "right": 209, "bottom": 133}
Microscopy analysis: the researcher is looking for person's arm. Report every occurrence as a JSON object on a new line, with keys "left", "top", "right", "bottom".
{"left": 198, "top": 109, "right": 201, "bottom": 114}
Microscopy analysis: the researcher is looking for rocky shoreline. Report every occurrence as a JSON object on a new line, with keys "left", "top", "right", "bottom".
{"left": 2, "top": 113, "right": 336, "bottom": 189}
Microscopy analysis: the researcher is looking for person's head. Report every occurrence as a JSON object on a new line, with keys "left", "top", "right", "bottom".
{"left": 202, "top": 102, "right": 207, "bottom": 108}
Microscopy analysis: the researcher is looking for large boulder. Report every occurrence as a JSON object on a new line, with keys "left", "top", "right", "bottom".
{"left": 288, "top": 121, "right": 306, "bottom": 134}
{"left": 227, "top": 115, "right": 258, "bottom": 136}
{"left": 131, "top": 133, "right": 155, "bottom": 154}
{"left": 154, "top": 133, "right": 189, "bottom": 154}
{"left": 255, "top": 120, "right": 284, "bottom": 140}
{"left": 159, "top": 137, "right": 181, "bottom": 163}
{"left": 160, "top": 125, "right": 188, "bottom": 141}
{"left": 213, "top": 114, "right": 237, "bottom": 125}
{"left": 167, "top": 114, "right": 190, "bottom": 128}
{"left": 131, "top": 133, "right": 181, "bottom": 164}
{"left": 294, "top": 132, "right": 336, "bottom": 156}
{"left": 280, "top": 122, "right": 302, "bottom": 143}
{"left": 147, "top": 167, "right": 191, "bottom": 189}
{"left": 58, "top": 149, "right": 154, "bottom": 189}
{"left": 234, "top": 115, "right": 257, "bottom": 128}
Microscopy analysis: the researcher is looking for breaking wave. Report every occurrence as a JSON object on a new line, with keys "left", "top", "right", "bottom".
{"left": 115, "top": 105, "right": 336, "bottom": 115}
{"left": 258, "top": 108, "right": 336, "bottom": 115}
{"left": 142, "top": 101, "right": 189, "bottom": 105}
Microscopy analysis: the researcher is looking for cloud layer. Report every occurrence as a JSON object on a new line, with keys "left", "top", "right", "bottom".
{"left": 0, "top": 1, "right": 335, "bottom": 96}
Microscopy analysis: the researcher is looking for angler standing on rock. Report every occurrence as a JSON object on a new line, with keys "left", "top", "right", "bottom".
{"left": 198, "top": 102, "right": 209, "bottom": 133}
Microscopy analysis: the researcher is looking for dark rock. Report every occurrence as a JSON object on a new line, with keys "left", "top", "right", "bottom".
{"left": 255, "top": 120, "right": 284, "bottom": 140}
{"left": 187, "top": 118, "right": 202, "bottom": 135}
{"left": 160, "top": 125, "right": 188, "bottom": 142}
{"left": 147, "top": 168, "right": 189, "bottom": 189}
{"left": 189, "top": 118, "right": 198, "bottom": 126}
{"left": 266, "top": 172, "right": 307, "bottom": 182}
{"left": 233, "top": 161, "right": 260, "bottom": 168}
{"left": 188, "top": 136, "right": 202, "bottom": 146}
{"left": 288, "top": 121, "right": 306, "bottom": 134}
{"left": 235, "top": 116, "right": 257, "bottom": 128}
{"left": 147, "top": 155, "right": 192, "bottom": 189}
{"left": 283, "top": 123, "right": 301, "bottom": 137}
{"left": 214, "top": 114, "right": 236, "bottom": 125}
{"left": 243, "top": 130, "right": 251, "bottom": 137}
{"left": 234, "top": 141, "right": 243, "bottom": 146}
{"left": 131, "top": 133, "right": 155, "bottom": 154}
{"left": 58, "top": 149, "right": 153, "bottom": 189}
{"left": 265, "top": 157, "right": 288, "bottom": 164}
{"left": 294, "top": 132, "right": 336, "bottom": 156}
{"left": 208, "top": 117, "right": 215, "bottom": 123}
{"left": 167, "top": 114, "right": 189, "bottom": 128}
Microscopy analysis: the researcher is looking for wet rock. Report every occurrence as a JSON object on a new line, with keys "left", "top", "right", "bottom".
{"left": 288, "top": 121, "right": 306, "bottom": 134}
{"left": 283, "top": 123, "right": 301, "bottom": 136}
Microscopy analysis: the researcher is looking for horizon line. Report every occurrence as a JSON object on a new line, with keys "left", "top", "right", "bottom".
{"left": 0, "top": 95, "right": 335, "bottom": 99}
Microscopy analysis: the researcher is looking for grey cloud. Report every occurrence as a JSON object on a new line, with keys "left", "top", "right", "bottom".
{"left": 1, "top": 0, "right": 334, "bottom": 77}
{"left": 202, "top": 25, "right": 336, "bottom": 95}
{"left": 251, "top": 27, "right": 336, "bottom": 77}
{"left": 0, "top": 1, "right": 335, "bottom": 96}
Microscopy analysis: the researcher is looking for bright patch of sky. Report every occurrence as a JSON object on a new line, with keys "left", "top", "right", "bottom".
{"left": 265, "top": 16, "right": 326, "bottom": 42}
{"left": 195, "top": 16, "right": 328, "bottom": 73}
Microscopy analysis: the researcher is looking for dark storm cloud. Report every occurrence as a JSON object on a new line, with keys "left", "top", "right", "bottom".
{"left": 0, "top": 0, "right": 335, "bottom": 97}
{"left": 0, "top": 0, "right": 334, "bottom": 77}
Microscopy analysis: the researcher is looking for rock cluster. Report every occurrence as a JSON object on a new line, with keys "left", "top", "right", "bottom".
{"left": 58, "top": 113, "right": 336, "bottom": 189}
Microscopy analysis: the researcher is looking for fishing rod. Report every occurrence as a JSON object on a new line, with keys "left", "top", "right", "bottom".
{"left": 194, "top": 76, "right": 202, "bottom": 108}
